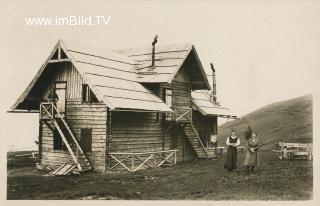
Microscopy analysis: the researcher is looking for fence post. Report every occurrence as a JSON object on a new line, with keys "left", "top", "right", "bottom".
{"left": 131, "top": 155, "right": 134, "bottom": 172}
{"left": 174, "top": 150, "right": 177, "bottom": 165}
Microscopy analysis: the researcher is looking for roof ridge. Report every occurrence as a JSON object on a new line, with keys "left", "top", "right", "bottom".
{"left": 60, "top": 39, "right": 139, "bottom": 65}
{"left": 113, "top": 42, "right": 194, "bottom": 56}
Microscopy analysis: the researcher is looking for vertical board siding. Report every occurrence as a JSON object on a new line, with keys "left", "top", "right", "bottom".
{"left": 42, "top": 63, "right": 85, "bottom": 100}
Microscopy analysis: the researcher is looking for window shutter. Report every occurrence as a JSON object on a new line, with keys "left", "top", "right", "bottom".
{"left": 53, "top": 129, "right": 63, "bottom": 150}
{"left": 80, "top": 128, "right": 92, "bottom": 152}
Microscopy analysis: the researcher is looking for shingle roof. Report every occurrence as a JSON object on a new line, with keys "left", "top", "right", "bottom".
{"left": 62, "top": 41, "right": 172, "bottom": 112}
{"left": 114, "top": 44, "right": 211, "bottom": 90}
{"left": 11, "top": 40, "right": 171, "bottom": 112}
{"left": 10, "top": 39, "right": 211, "bottom": 113}
{"left": 115, "top": 44, "right": 192, "bottom": 82}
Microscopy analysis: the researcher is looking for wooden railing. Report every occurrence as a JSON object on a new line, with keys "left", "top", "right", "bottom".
{"left": 40, "top": 102, "right": 55, "bottom": 120}
{"left": 172, "top": 107, "right": 192, "bottom": 122}
{"left": 108, "top": 150, "right": 177, "bottom": 172}
{"left": 39, "top": 102, "right": 91, "bottom": 171}
{"left": 192, "top": 110, "right": 210, "bottom": 147}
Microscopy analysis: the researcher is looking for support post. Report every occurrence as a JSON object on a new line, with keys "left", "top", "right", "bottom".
{"left": 131, "top": 155, "right": 134, "bottom": 172}
{"left": 174, "top": 150, "right": 177, "bottom": 165}
{"left": 38, "top": 120, "right": 42, "bottom": 163}
{"left": 106, "top": 107, "right": 112, "bottom": 170}
{"left": 58, "top": 46, "right": 61, "bottom": 59}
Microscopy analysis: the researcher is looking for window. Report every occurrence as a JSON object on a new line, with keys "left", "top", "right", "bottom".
{"left": 164, "top": 89, "right": 172, "bottom": 120}
{"left": 53, "top": 129, "right": 63, "bottom": 150}
{"left": 82, "top": 84, "right": 98, "bottom": 103}
{"left": 80, "top": 128, "right": 92, "bottom": 152}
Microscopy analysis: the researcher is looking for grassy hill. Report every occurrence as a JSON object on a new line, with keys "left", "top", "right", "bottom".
{"left": 218, "top": 94, "right": 313, "bottom": 150}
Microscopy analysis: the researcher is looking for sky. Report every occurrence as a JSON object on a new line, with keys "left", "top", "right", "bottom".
{"left": 1, "top": 0, "right": 319, "bottom": 151}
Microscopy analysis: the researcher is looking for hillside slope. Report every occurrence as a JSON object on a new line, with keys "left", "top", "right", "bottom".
{"left": 218, "top": 94, "right": 312, "bottom": 150}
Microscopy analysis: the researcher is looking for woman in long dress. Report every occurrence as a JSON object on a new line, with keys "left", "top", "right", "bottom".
{"left": 224, "top": 130, "right": 240, "bottom": 172}
{"left": 244, "top": 132, "right": 259, "bottom": 173}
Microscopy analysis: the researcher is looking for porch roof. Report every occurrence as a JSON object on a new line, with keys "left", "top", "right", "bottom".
{"left": 191, "top": 91, "right": 237, "bottom": 119}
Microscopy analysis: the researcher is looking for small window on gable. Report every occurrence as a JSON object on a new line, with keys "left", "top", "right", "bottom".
{"left": 51, "top": 49, "right": 59, "bottom": 60}
{"left": 164, "top": 89, "right": 172, "bottom": 120}
{"left": 51, "top": 47, "right": 68, "bottom": 60}
{"left": 60, "top": 49, "right": 68, "bottom": 59}
{"left": 80, "top": 128, "right": 92, "bottom": 153}
{"left": 82, "top": 84, "right": 98, "bottom": 103}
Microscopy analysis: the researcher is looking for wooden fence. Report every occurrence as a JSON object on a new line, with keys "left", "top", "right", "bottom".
{"left": 108, "top": 150, "right": 177, "bottom": 172}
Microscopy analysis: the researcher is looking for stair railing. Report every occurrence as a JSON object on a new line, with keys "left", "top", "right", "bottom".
{"left": 189, "top": 110, "right": 209, "bottom": 158}
{"left": 174, "top": 107, "right": 192, "bottom": 122}
{"left": 189, "top": 124, "right": 209, "bottom": 158}
{"left": 40, "top": 102, "right": 91, "bottom": 170}
{"left": 192, "top": 111, "right": 209, "bottom": 147}
{"left": 53, "top": 121, "right": 81, "bottom": 170}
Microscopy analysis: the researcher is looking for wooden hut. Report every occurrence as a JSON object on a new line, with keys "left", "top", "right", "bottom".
{"left": 9, "top": 39, "right": 236, "bottom": 173}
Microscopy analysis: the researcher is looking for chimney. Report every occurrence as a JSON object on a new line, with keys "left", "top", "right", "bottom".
{"left": 151, "top": 35, "right": 158, "bottom": 67}
{"left": 210, "top": 63, "right": 217, "bottom": 104}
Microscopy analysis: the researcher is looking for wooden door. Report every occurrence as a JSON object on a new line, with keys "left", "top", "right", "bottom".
{"left": 55, "top": 82, "right": 66, "bottom": 116}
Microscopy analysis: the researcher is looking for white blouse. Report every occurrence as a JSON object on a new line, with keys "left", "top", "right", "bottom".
{"left": 226, "top": 136, "right": 240, "bottom": 147}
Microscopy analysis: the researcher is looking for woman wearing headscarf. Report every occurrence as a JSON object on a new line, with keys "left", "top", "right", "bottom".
{"left": 244, "top": 132, "right": 259, "bottom": 173}
{"left": 224, "top": 130, "right": 240, "bottom": 172}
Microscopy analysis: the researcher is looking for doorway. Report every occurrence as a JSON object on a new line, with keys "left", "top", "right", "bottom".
{"left": 55, "top": 82, "right": 66, "bottom": 116}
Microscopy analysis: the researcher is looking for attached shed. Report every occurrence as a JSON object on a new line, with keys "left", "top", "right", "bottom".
{"left": 9, "top": 39, "right": 236, "bottom": 173}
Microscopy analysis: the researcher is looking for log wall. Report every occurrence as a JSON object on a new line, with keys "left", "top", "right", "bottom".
{"left": 160, "top": 66, "right": 197, "bottom": 162}
{"left": 40, "top": 63, "right": 107, "bottom": 171}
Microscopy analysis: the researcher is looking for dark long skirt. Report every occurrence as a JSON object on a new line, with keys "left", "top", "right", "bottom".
{"left": 224, "top": 146, "right": 237, "bottom": 170}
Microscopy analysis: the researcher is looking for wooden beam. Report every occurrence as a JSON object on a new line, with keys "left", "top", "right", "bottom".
{"left": 53, "top": 121, "right": 81, "bottom": 170}
{"left": 7, "top": 110, "right": 39, "bottom": 113}
{"left": 38, "top": 120, "right": 42, "bottom": 163}
{"left": 134, "top": 154, "right": 154, "bottom": 170}
{"left": 109, "top": 154, "right": 132, "bottom": 171}
{"left": 58, "top": 46, "right": 61, "bottom": 59}
{"left": 48, "top": 59, "right": 71, "bottom": 64}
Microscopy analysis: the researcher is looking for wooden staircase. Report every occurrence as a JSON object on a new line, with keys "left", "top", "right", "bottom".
{"left": 40, "top": 102, "right": 92, "bottom": 173}
{"left": 172, "top": 107, "right": 209, "bottom": 159}
{"left": 183, "top": 123, "right": 208, "bottom": 159}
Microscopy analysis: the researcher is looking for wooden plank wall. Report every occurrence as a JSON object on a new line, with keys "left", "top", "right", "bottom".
{"left": 109, "top": 111, "right": 164, "bottom": 168}
{"left": 42, "top": 63, "right": 85, "bottom": 100}
{"left": 160, "top": 66, "right": 197, "bottom": 162}
{"left": 41, "top": 122, "right": 75, "bottom": 167}
{"left": 66, "top": 100, "right": 107, "bottom": 171}
{"left": 40, "top": 63, "right": 107, "bottom": 171}
{"left": 111, "top": 112, "right": 162, "bottom": 153}
{"left": 161, "top": 125, "right": 196, "bottom": 162}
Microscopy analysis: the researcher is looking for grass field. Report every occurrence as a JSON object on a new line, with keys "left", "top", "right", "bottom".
{"left": 7, "top": 151, "right": 312, "bottom": 200}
